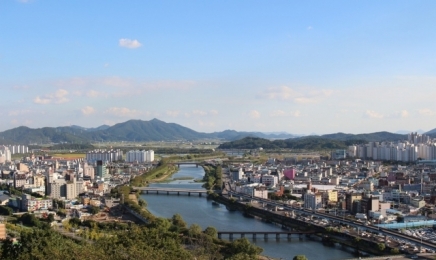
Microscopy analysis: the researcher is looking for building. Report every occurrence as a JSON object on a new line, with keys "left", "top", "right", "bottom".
{"left": 331, "top": 150, "right": 346, "bottom": 160}
{"left": 95, "top": 160, "right": 108, "bottom": 178}
{"left": 0, "top": 146, "right": 11, "bottom": 163}
{"left": 86, "top": 149, "right": 123, "bottom": 163}
{"left": 0, "top": 224, "right": 6, "bottom": 240}
{"left": 126, "top": 150, "right": 155, "bottom": 163}
{"left": 304, "top": 191, "right": 323, "bottom": 210}
{"left": 21, "top": 194, "right": 53, "bottom": 212}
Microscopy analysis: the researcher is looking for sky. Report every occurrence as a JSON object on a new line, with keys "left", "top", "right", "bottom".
{"left": 1, "top": 1, "right": 436, "bottom": 135}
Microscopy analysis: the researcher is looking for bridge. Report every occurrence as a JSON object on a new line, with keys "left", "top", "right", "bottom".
{"left": 217, "top": 230, "right": 314, "bottom": 240}
{"left": 133, "top": 187, "right": 208, "bottom": 196}
{"left": 172, "top": 162, "right": 200, "bottom": 167}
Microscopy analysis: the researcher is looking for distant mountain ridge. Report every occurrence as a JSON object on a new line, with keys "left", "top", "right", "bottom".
{"left": 0, "top": 118, "right": 411, "bottom": 145}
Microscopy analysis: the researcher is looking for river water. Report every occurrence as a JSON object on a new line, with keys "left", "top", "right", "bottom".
{"left": 141, "top": 165, "right": 356, "bottom": 260}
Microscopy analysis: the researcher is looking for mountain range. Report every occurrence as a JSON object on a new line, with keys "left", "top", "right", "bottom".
{"left": 0, "top": 118, "right": 433, "bottom": 145}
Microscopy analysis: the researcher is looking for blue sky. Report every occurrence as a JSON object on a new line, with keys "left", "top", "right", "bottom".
{"left": 1, "top": 1, "right": 436, "bottom": 134}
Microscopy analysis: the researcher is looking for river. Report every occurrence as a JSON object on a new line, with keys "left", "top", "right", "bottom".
{"left": 141, "top": 165, "right": 356, "bottom": 260}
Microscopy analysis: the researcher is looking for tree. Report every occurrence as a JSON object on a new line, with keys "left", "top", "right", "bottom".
{"left": 0, "top": 206, "right": 13, "bottom": 216}
{"left": 138, "top": 198, "right": 147, "bottom": 207}
{"left": 391, "top": 248, "right": 400, "bottom": 254}
{"left": 377, "top": 243, "right": 385, "bottom": 251}
{"left": 293, "top": 255, "right": 308, "bottom": 260}
{"left": 90, "top": 206, "right": 100, "bottom": 215}
{"left": 47, "top": 213, "right": 55, "bottom": 223}
{"left": 204, "top": 226, "right": 217, "bottom": 238}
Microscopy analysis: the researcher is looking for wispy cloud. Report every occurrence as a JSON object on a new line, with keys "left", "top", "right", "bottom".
{"left": 270, "top": 110, "right": 301, "bottom": 117}
{"left": 249, "top": 110, "right": 261, "bottom": 119}
{"left": 8, "top": 109, "right": 33, "bottom": 116}
{"left": 105, "top": 107, "right": 140, "bottom": 117}
{"left": 33, "top": 89, "right": 69, "bottom": 104}
{"left": 81, "top": 106, "right": 95, "bottom": 116}
{"left": 166, "top": 110, "right": 180, "bottom": 117}
{"left": 119, "top": 38, "right": 142, "bottom": 49}
{"left": 258, "top": 86, "right": 332, "bottom": 104}
{"left": 364, "top": 110, "right": 384, "bottom": 119}
{"left": 418, "top": 108, "right": 436, "bottom": 116}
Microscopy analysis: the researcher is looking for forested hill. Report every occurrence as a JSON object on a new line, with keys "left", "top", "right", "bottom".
{"left": 217, "top": 136, "right": 354, "bottom": 150}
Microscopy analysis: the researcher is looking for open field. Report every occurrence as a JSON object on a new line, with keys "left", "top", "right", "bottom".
{"left": 51, "top": 153, "right": 86, "bottom": 159}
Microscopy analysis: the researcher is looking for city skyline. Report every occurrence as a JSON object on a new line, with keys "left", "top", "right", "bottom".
{"left": 1, "top": 1, "right": 436, "bottom": 134}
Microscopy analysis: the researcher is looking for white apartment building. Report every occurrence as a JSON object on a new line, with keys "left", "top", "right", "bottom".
{"left": 261, "top": 175, "right": 278, "bottom": 187}
{"left": 86, "top": 149, "right": 123, "bottom": 163}
{"left": 126, "top": 150, "right": 154, "bottom": 163}
{"left": 236, "top": 184, "right": 268, "bottom": 199}
{"left": 0, "top": 146, "right": 11, "bottom": 163}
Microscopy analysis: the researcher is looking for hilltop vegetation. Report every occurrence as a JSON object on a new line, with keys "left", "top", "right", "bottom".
{"left": 218, "top": 136, "right": 351, "bottom": 150}
{"left": 1, "top": 219, "right": 263, "bottom": 260}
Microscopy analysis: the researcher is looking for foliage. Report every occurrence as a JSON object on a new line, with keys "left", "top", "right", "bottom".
{"left": 202, "top": 165, "right": 223, "bottom": 190}
{"left": 377, "top": 243, "right": 385, "bottom": 251}
{"left": 218, "top": 132, "right": 407, "bottom": 150}
{"left": 218, "top": 136, "right": 349, "bottom": 150}
{"left": 89, "top": 206, "right": 100, "bottom": 215}
{"left": 390, "top": 248, "right": 400, "bottom": 254}
{"left": 0, "top": 205, "right": 13, "bottom": 216}
{"left": 204, "top": 226, "right": 218, "bottom": 238}
{"left": 293, "top": 255, "right": 308, "bottom": 260}
{"left": 0, "top": 219, "right": 264, "bottom": 260}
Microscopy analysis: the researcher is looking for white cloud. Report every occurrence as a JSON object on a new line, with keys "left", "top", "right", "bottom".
{"left": 86, "top": 90, "right": 107, "bottom": 98}
{"left": 307, "top": 26, "right": 313, "bottom": 30}
{"left": 33, "top": 96, "right": 51, "bottom": 104}
{"left": 119, "top": 38, "right": 142, "bottom": 49}
{"left": 270, "top": 110, "right": 301, "bottom": 117}
{"left": 364, "top": 110, "right": 384, "bottom": 119}
{"left": 192, "top": 110, "right": 207, "bottom": 116}
{"left": 259, "top": 86, "right": 332, "bottom": 104}
{"left": 401, "top": 110, "right": 409, "bottom": 118}
{"left": 209, "top": 110, "right": 219, "bottom": 116}
{"left": 33, "top": 89, "right": 69, "bottom": 104}
{"left": 81, "top": 106, "right": 95, "bottom": 116}
{"left": 166, "top": 110, "right": 180, "bottom": 117}
{"left": 418, "top": 108, "right": 436, "bottom": 116}
{"left": 249, "top": 110, "right": 261, "bottom": 119}
{"left": 270, "top": 110, "right": 286, "bottom": 117}
{"left": 8, "top": 109, "right": 32, "bottom": 116}
{"left": 105, "top": 107, "right": 140, "bottom": 117}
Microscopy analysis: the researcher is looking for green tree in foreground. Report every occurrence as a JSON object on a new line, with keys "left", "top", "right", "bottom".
{"left": 293, "top": 255, "right": 308, "bottom": 260}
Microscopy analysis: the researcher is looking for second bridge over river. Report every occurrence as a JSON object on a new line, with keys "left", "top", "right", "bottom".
{"left": 217, "top": 231, "right": 315, "bottom": 240}
{"left": 133, "top": 187, "right": 208, "bottom": 196}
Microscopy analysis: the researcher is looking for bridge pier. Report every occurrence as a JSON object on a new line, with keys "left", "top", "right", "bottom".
{"left": 218, "top": 233, "right": 221, "bottom": 239}
{"left": 299, "top": 234, "right": 303, "bottom": 241}
{"left": 253, "top": 234, "right": 256, "bottom": 239}
{"left": 146, "top": 190, "right": 148, "bottom": 194}
{"left": 264, "top": 234, "right": 268, "bottom": 239}
{"left": 177, "top": 192, "right": 180, "bottom": 196}
{"left": 241, "top": 234, "right": 245, "bottom": 238}
{"left": 188, "top": 192, "right": 191, "bottom": 196}
{"left": 276, "top": 233, "right": 280, "bottom": 240}
{"left": 229, "top": 234, "right": 233, "bottom": 240}
{"left": 167, "top": 191, "right": 169, "bottom": 195}
{"left": 199, "top": 192, "right": 202, "bottom": 197}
